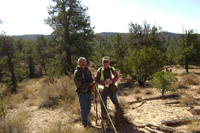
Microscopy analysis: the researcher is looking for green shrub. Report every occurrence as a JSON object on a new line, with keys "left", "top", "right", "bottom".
{"left": 150, "top": 71, "right": 178, "bottom": 95}
{"left": 123, "top": 46, "right": 165, "bottom": 86}
{"left": 0, "top": 93, "right": 7, "bottom": 119}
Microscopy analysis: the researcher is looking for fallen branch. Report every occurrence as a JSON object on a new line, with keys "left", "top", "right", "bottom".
{"left": 132, "top": 101, "right": 146, "bottom": 109}
{"left": 144, "top": 127, "right": 163, "bottom": 133}
{"left": 128, "top": 94, "right": 179, "bottom": 105}
{"left": 164, "top": 100, "right": 200, "bottom": 107}
{"left": 162, "top": 109, "right": 173, "bottom": 113}
{"left": 188, "top": 107, "right": 200, "bottom": 115}
{"left": 161, "top": 116, "right": 200, "bottom": 126}
{"left": 195, "top": 97, "right": 200, "bottom": 101}
{"left": 164, "top": 101, "right": 180, "bottom": 105}
{"left": 135, "top": 122, "right": 177, "bottom": 133}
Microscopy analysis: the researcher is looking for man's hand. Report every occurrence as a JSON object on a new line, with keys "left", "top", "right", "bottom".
{"left": 90, "top": 81, "right": 95, "bottom": 86}
{"left": 104, "top": 80, "right": 113, "bottom": 85}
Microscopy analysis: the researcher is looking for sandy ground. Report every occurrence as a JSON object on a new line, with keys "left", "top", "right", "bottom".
{"left": 4, "top": 66, "right": 200, "bottom": 133}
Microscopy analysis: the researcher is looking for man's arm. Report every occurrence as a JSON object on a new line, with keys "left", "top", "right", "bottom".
{"left": 74, "top": 70, "right": 92, "bottom": 89}
{"left": 95, "top": 71, "right": 105, "bottom": 85}
{"left": 111, "top": 70, "right": 119, "bottom": 83}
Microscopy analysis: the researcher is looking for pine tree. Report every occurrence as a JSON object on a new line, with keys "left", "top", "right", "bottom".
{"left": 23, "top": 40, "right": 35, "bottom": 78}
{"left": 0, "top": 32, "right": 17, "bottom": 93}
{"left": 110, "top": 34, "right": 128, "bottom": 71}
{"left": 176, "top": 30, "right": 199, "bottom": 73}
{"left": 34, "top": 35, "right": 48, "bottom": 74}
{"left": 45, "top": 0, "right": 94, "bottom": 75}
{"left": 128, "top": 20, "right": 164, "bottom": 51}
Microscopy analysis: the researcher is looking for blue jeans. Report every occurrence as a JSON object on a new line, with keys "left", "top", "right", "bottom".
{"left": 78, "top": 93, "right": 91, "bottom": 126}
{"left": 102, "top": 89, "right": 119, "bottom": 114}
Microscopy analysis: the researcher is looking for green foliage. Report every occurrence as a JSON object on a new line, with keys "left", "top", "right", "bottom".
{"left": 23, "top": 40, "right": 35, "bottom": 78}
{"left": 164, "top": 36, "right": 177, "bottom": 65}
{"left": 110, "top": 34, "right": 128, "bottom": 71}
{"left": 45, "top": 0, "right": 94, "bottom": 76}
{"left": 128, "top": 20, "right": 164, "bottom": 52}
{"left": 0, "top": 33, "right": 17, "bottom": 92}
{"left": 176, "top": 30, "right": 200, "bottom": 72}
{"left": 150, "top": 71, "right": 178, "bottom": 95}
{"left": 34, "top": 35, "right": 48, "bottom": 74}
{"left": 91, "top": 34, "right": 111, "bottom": 68}
{"left": 123, "top": 46, "right": 165, "bottom": 86}
{"left": 0, "top": 93, "right": 7, "bottom": 119}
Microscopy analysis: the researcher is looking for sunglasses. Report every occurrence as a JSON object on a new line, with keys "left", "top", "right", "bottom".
{"left": 104, "top": 61, "right": 109, "bottom": 63}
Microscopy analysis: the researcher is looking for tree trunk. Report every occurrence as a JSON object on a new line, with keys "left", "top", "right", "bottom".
{"left": 161, "top": 116, "right": 200, "bottom": 126}
{"left": 128, "top": 94, "right": 179, "bottom": 104}
{"left": 185, "top": 64, "right": 189, "bottom": 73}
{"left": 162, "top": 88, "right": 165, "bottom": 95}
{"left": 8, "top": 57, "right": 17, "bottom": 93}
{"left": 138, "top": 80, "right": 145, "bottom": 87}
{"left": 1, "top": 34, "right": 17, "bottom": 93}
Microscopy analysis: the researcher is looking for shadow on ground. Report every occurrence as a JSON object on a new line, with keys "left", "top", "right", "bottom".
{"left": 108, "top": 123, "right": 146, "bottom": 133}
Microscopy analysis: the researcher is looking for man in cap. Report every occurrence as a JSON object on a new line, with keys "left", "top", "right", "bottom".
{"left": 74, "top": 57, "right": 94, "bottom": 127}
{"left": 95, "top": 56, "right": 120, "bottom": 115}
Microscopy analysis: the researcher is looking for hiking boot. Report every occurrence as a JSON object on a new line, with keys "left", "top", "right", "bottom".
{"left": 83, "top": 122, "right": 92, "bottom": 128}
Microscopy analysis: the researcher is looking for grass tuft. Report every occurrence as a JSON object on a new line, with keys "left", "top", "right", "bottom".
{"left": 0, "top": 110, "right": 30, "bottom": 133}
{"left": 133, "top": 87, "right": 141, "bottom": 94}
{"left": 187, "top": 120, "right": 200, "bottom": 132}
{"left": 179, "top": 94, "right": 195, "bottom": 106}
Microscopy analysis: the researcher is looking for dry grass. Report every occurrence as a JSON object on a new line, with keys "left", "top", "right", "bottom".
{"left": 133, "top": 86, "right": 141, "bottom": 94}
{"left": 37, "top": 76, "right": 77, "bottom": 109}
{"left": 40, "top": 122, "right": 97, "bottom": 133}
{"left": 63, "top": 98, "right": 80, "bottom": 115}
{"left": 0, "top": 110, "right": 31, "bottom": 133}
{"left": 1, "top": 79, "right": 41, "bottom": 109}
{"left": 187, "top": 120, "right": 200, "bottom": 132}
{"left": 172, "top": 79, "right": 188, "bottom": 89}
{"left": 182, "top": 73, "right": 200, "bottom": 85}
{"left": 134, "top": 96, "right": 142, "bottom": 100}
{"left": 197, "top": 88, "right": 200, "bottom": 94}
{"left": 179, "top": 94, "right": 195, "bottom": 106}
{"left": 173, "top": 73, "right": 200, "bottom": 90}
{"left": 1, "top": 76, "right": 77, "bottom": 109}
{"left": 144, "top": 89, "right": 153, "bottom": 95}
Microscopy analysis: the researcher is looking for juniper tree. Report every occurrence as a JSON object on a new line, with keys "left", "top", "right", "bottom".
{"left": 150, "top": 71, "right": 178, "bottom": 95}
{"left": 123, "top": 46, "right": 165, "bottom": 86}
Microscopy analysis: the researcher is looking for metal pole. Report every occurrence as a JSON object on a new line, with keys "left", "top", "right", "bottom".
{"left": 100, "top": 90, "right": 107, "bottom": 133}
{"left": 95, "top": 85, "right": 98, "bottom": 126}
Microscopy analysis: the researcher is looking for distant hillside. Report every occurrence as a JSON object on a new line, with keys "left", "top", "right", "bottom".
{"left": 98, "top": 32, "right": 182, "bottom": 38}
{"left": 9, "top": 32, "right": 182, "bottom": 40}
{"left": 162, "top": 31, "right": 181, "bottom": 38}
{"left": 98, "top": 32, "right": 128, "bottom": 37}
{"left": 9, "top": 34, "right": 51, "bottom": 40}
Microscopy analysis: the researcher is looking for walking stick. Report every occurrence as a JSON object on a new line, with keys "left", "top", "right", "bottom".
{"left": 100, "top": 90, "right": 107, "bottom": 133}
{"left": 94, "top": 84, "right": 98, "bottom": 126}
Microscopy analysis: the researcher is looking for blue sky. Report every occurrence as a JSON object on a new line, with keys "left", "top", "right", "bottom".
{"left": 0, "top": 0, "right": 199, "bottom": 35}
